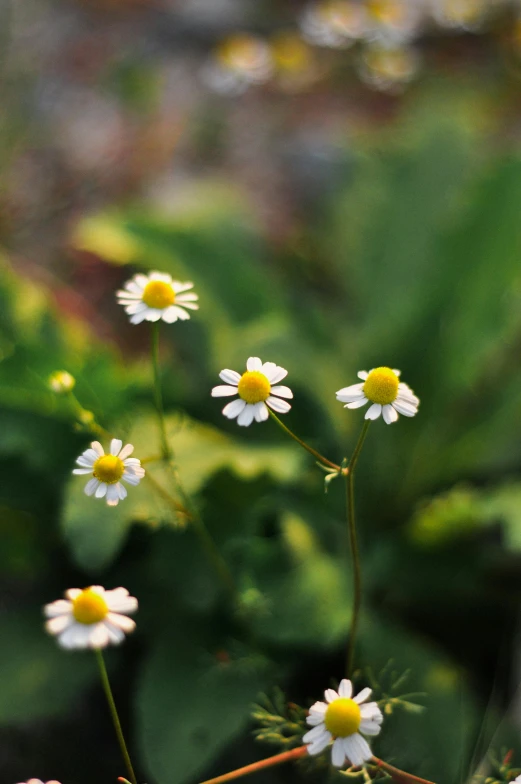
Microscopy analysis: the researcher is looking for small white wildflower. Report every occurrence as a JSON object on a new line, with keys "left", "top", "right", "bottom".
{"left": 336, "top": 367, "right": 419, "bottom": 424}
{"left": 300, "top": 1, "right": 367, "bottom": 48}
{"left": 116, "top": 271, "right": 198, "bottom": 325}
{"left": 17, "top": 780, "right": 62, "bottom": 784}
{"left": 358, "top": 43, "right": 420, "bottom": 92}
{"left": 202, "top": 34, "right": 273, "bottom": 95}
{"left": 303, "top": 678, "right": 383, "bottom": 768}
{"left": 211, "top": 356, "right": 293, "bottom": 426}
{"left": 48, "top": 370, "right": 75, "bottom": 394}
{"left": 44, "top": 586, "right": 137, "bottom": 650}
{"left": 73, "top": 438, "right": 145, "bottom": 506}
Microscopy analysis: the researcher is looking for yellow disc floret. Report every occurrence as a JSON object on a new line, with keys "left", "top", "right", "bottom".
{"left": 237, "top": 371, "right": 271, "bottom": 404}
{"left": 324, "top": 698, "right": 361, "bottom": 737}
{"left": 93, "top": 455, "right": 124, "bottom": 484}
{"left": 142, "top": 280, "right": 175, "bottom": 310}
{"left": 363, "top": 367, "right": 399, "bottom": 405}
{"left": 72, "top": 588, "right": 109, "bottom": 625}
{"left": 366, "top": 0, "right": 404, "bottom": 24}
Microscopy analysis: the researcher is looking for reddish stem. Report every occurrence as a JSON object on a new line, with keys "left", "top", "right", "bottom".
{"left": 200, "top": 746, "right": 308, "bottom": 784}
{"left": 372, "top": 756, "right": 436, "bottom": 784}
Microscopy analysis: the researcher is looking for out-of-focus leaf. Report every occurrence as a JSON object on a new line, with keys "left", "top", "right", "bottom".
{"left": 249, "top": 512, "right": 351, "bottom": 647}
{"left": 137, "top": 627, "right": 271, "bottom": 784}
{"left": 0, "top": 611, "right": 95, "bottom": 725}
{"left": 61, "top": 412, "right": 303, "bottom": 571}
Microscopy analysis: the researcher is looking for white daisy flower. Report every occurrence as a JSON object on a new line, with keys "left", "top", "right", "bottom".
{"left": 73, "top": 438, "right": 145, "bottom": 506}
{"left": 44, "top": 586, "right": 137, "bottom": 650}
{"left": 303, "top": 679, "right": 383, "bottom": 768}
{"left": 202, "top": 34, "right": 273, "bottom": 95}
{"left": 211, "top": 356, "right": 293, "bottom": 427}
{"left": 336, "top": 366, "right": 419, "bottom": 424}
{"left": 17, "top": 780, "right": 61, "bottom": 784}
{"left": 300, "top": 1, "right": 368, "bottom": 49}
{"left": 116, "top": 271, "right": 199, "bottom": 325}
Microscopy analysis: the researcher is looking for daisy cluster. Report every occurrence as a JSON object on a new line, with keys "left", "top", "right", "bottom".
{"left": 40, "top": 265, "right": 421, "bottom": 781}
{"left": 201, "top": 0, "right": 515, "bottom": 95}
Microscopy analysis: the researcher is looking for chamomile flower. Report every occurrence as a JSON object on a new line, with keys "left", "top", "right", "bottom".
{"left": 73, "top": 439, "right": 145, "bottom": 506}
{"left": 116, "top": 271, "right": 199, "bottom": 325}
{"left": 211, "top": 356, "right": 293, "bottom": 426}
{"left": 358, "top": 43, "right": 420, "bottom": 92}
{"left": 303, "top": 679, "right": 383, "bottom": 768}
{"left": 44, "top": 586, "right": 137, "bottom": 650}
{"left": 336, "top": 367, "right": 419, "bottom": 424}
{"left": 17, "top": 780, "right": 61, "bottom": 784}
{"left": 202, "top": 34, "right": 273, "bottom": 95}
{"left": 300, "top": 1, "right": 367, "bottom": 48}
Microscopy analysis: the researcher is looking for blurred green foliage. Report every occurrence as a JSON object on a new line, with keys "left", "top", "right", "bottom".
{"left": 3, "top": 91, "right": 521, "bottom": 784}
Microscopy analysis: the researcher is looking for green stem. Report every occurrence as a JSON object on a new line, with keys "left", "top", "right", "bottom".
{"left": 151, "top": 323, "right": 238, "bottom": 603}
{"left": 345, "top": 420, "right": 370, "bottom": 676}
{"left": 95, "top": 649, "right": 137, "bottom": 784}
{"left": 268, "top": 410, "right": 341, "bottom": 471}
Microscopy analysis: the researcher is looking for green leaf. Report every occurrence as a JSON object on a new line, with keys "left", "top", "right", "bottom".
{"left": 61, "top": 412, "right": 303, "bottom": 571}
{"left": 137, "top": 627, "right": 271, "bottom": 784}
{"left": 0, "top": 610, "right": 96, "bottom": 725}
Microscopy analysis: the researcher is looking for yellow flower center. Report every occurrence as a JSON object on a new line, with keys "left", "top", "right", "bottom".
{"left": 218, "top": 35, "right": 263, "bottom": 69}
{"left": 363, "top": 367, "right": 399, "bottom": 405}
{"left": 72, "top": 588, "right": 109, "bottom": 625}
{"left": 366, "top": 0, "right": 404, "bottom": 25}
{"left": 142, "top": 280, "right": 175, "bottom": 310}
{"left": 324, "top": 698, "right": 361, "bottom": 737}
{"left": 93, "top": 455, "right": 124, "bottom": 484}
{"left": 237, "top": 371, "right": 271, "bottom": 404}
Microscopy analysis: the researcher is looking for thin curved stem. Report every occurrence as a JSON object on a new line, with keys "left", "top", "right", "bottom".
{"left": 200, "top": 746, "right": 308, "bottom": 784}
{"left": 151, "top": 323, "right": 238, "bottom": 603}
{"left": 372, "top": 757, "right": 436, "bottom": 784}
{"left": 95, "top": 649, "right": 137, "bottom": 784}
{"left": 345, "top": 420, "right": 370, "bottom": 676}
{"left": 268, "top": 410, "right": 341, "bottom": 472}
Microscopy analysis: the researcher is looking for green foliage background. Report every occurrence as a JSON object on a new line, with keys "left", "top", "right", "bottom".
{"left": 3, "top": 78, "right": 521, "bottom": 784}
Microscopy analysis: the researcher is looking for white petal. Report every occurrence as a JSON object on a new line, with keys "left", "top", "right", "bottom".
{"left": 306, "top": 729, "right": 332, "bottom": 755}
{"left": 325, "top": 689, "right": 339, "bottom": 703}
{"left": 46, "top": 614, "right": 74, "bottom": 634}
{"left": 84, "top": 477, "right": 100, "bottom": 496}
{"left": 336, "top": 383, "right": 364, "bottom": 400}
{"left": 107, "top": 612, "right": 136, "bottom": 632}
{"left": 360, "top": 702, "right": 383, "bottom": 722}
{"left": 103, "top": 621, "right": 126, "bottom": 645}
{"left": 392, "top": 369, "right": 401, "bottom": 376}
{"left": 44, "top": 599, "right": 72, "bottom": 617}
{"left": 382, "top": 404, "right": 399, "bottom": 424}
{"left": 118, "top": 443, "right": 134, "bottom": 460}
{"left": 262, "top": 363, "right": 288, "bottom": 384}
{"left": 359, "top": 719, "right": 382, "bottom": 736}
{"left": 76, "top": 456, "right": 96, "bottom": 468}
{"left": 123, "top": 301, "right": 148, "bottom": 315}
{"left": 65, "top": 588, "right": 82, "bottom": 600}
{"left": 338, "top": 679, "right": 353, "bottom": 698}
{"left": 306, "top": 712, "right": 325, "bottom": 726}
{"left": 81, "top": 448, "right": 99, "bottom": 463}
{"left": 309, "top": 701, "right": 327, "bottom": 717}
{"left": 357, "top": 371, "right": 369, "bottom": 380}
{"left": 150, "top": 271, "right": 172, "bottom": 283}
{"left": 222, "top": 398, "right": 246, "bottom": 419}
{"left": 392, "top": 400, "right": 418, "bottom": 417}
{"left": 162, "top": 305, "right": 190, "bottom": 322}
{"left": 266, "top": 396, "right": 291, "bottom": 414}
{"left": 349, "top": 733, "right": 372, "bottom": 765}
{"left": 354, "top": 687, "right": 372, "bottom": 704}
{"left": 303, "top": 724, "right": 328, "bottom": 743}
{"left": 346, "top": 398, "right": 369, "bottom": 409}
{"left": 110, "top": 439, "right": 122, "bottom": 456}
{"left": 270, "top": 385, "right": 293, "bottom": 399}
{"left": 343, "top": 735, "right": 363, "bottom": 767}
{"left": 91, "top": 441, "right": 104, "bottom": 456}
{"left": 58, "top": 622, "right": 93, "bottom": 650}
{"left": 106, "top": 485, "right": 120, "bottom": 506}
{"left": 174, "top": 300, "right": 198, "bottom": 311}
{"left": 331, "top": 737, "right": 346, "bottom": 767}
{"left": 122, "top": 472, "right": 141, "bottom": 486}
{"left": 247, "top": 356, "right": 262, "bottom": 372}
{"left": 365, "top": 403, "right": 382, "bottom": 420}
{"left": 253, "top": 402, "right": 269, "bottom": 422}
{"left": 219, "top": 369, "right": 241, "bottom": 385}
{"left": 134, "top": 273, "right": 151, "bottom": 288}
{"left": 130, "top": 309, "right": 151, "bottom": 325}
{"left": 88, "top": 623, "right": 111, "bottom": 649}
{"left": 148, "top": 309, "right": 163, "bottom": 322}
{"left": 117, "top": 483, "right": 128, "bottom": 501}
{"left": 176, "top": 292, "right": 199, "bottom": 302}
{"left": 212, "top": 385, "right": 239, "bottom": 397}
{"left": 237, "top": 404, "right": 256, "bottom": 427}
{"left": 95, "top": 482, "right": 108, "bottom": 498}
{"left": 73, "top": 467, "right": 94, "bottom": 475}
{"left": 171, "top": 280, "right": 194, "bottom": 293}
